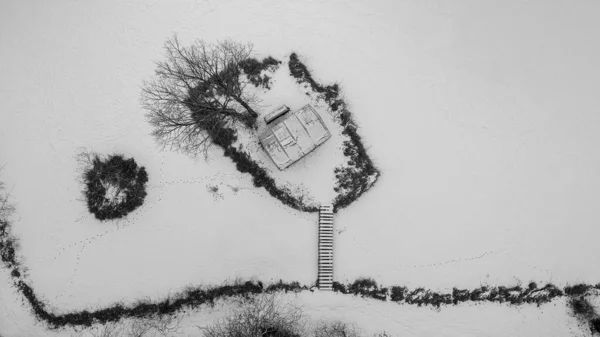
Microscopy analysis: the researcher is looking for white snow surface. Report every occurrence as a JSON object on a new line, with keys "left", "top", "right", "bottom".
{"left": 1, "top": 0, "right": 600, "bottom": 336}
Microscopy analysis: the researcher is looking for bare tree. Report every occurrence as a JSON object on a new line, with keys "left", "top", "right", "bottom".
{"left": 312, "top": 321, "right": 362, "bottom": 337}
{"left": 89, "top": 322, "right": 123, "bottom": 337}
{"left": 200, "top": 294, "right": 305, "bottom": 337}
{"left": 141, "top": 36, "right": 259, "bottom": 156}
{"left": 128, "top": 314, "right": 183, "bottom": 337}
{"left": 82, "top": 314, "right": 183, "bottom": 337}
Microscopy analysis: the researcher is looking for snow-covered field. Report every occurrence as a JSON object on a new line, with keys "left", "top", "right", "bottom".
{"left": 2, "top": 0, "right": 600, "bottom": 336}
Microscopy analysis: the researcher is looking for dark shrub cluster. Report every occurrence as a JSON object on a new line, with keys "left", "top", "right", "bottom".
{"left": 0, "top": 220, "right": 22, "bottom": 283}
{"left": 332, "top": 278, "right": 387, "bottom": 301}
{"left": 592, "top": 318, "right": 600, "bottom": 334}
{"left": 390, "top": 286, "right": 407, "bottom": 302}
{"left": 332, "top": 109, "right": 380, "bottom": 212}
{"left": 564, "top": 283, "right": 592, "bottom": 296}
{"left": 239, "top": 56, "right": 281, "bottom": 89}
{"left": 16, "top": 279, "right": 266, "bottom": 328}
{"left": 404, "top": 288, "right": 452, "bottom": 308}
{"left": 568, "top": 295, "right": 600, "bottom": 334}
{"left": 0, "top": 222, "right": 16, "bottom": 268}
{"left": 288, "top": 53, "right": 341, "bottom": 106}
{"left": 333, "top": 278, "right": 565, "bottom": 309}
{"left": 347, "top": 278, "right": 388, "bottom": 301}
{"left": 83, "top": 154, "right": 148, "bottom": 221}
{"left": 288, "top": 53, "right": 380, "bottom": 213}
{"left": 569, "top": 296, "right": 596, "bottom": 317}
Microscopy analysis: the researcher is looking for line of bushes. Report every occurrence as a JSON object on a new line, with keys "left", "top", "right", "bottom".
{"left": 0, "top": 220, "right": 20, "bottom": 279}
{"left": 332, "top": 278, "right": 590, "bottom": 309}
{"left": 288, "top": 53, "right": 380, "bottom": 212}
{"left": 288, "top": 53, "right": 341, "bottom": 106}
{"left": 568, "top": 294, "right": 600, "bottom": 334}
{"left": 4, "top": 236, "right": 600, "bottom": 332}
{"left": 15, "top": 279, "right": 270, "bottom": 328}
{"left": 11, "top": 274, "right": 587, "bottom": 330}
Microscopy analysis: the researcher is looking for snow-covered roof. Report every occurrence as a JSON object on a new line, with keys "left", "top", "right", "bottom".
{"left": 259, "top": 104, "right": 331, "bottom": 170}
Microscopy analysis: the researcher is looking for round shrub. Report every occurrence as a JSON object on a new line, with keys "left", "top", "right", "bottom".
{"left": 82, "top": 154, "right": 148, "bottom": 221}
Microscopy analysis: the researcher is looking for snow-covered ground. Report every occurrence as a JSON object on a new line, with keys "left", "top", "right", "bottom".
{"left": 2, "top": 0, "right": 600, "bottom": 336}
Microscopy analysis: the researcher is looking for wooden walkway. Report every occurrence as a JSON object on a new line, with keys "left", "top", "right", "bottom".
{"left": 318, "top": 204, "right": 334, "bottom": 290}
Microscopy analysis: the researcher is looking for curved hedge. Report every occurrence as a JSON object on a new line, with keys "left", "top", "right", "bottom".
{"left": 287, "top": 53, "right": 380, "bottom": 212}
{"left": 0, "top": 211, "right": 597, "bottom": 331}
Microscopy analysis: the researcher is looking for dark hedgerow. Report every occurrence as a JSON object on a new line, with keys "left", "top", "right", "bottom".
{"left": 82, "top": 154, "right": 148, "bottom": 221}
{"left": 0, "top": 260, "right": 593, "bottom": 331}
{"left": 564, "top": 284, "right": 592, "bottom": 296}
{"left": 390, "top": 286, "right": 407, "bottom": 302}
{"left": 223, "top": 146, "right": 319, "bottom": 212}
{"left": 288, "top": 53, "right": 380, "bottom": 212}
{"left": 347, "top": 278, "right": 387, "bottom": 301}
{"left": 332, "top": 278, "right": 567, "bottom": 309}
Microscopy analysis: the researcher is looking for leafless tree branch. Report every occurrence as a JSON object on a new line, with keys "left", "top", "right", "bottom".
{"left": 200, "top": 294, "right": 305, "bottom": 337}
{"left": 141, "top": 36, "right": 258, "bottom": 158}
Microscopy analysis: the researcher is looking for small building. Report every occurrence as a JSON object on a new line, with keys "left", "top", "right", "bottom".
{"left": 259, "top": 104, "right": 331, "bottom": 170}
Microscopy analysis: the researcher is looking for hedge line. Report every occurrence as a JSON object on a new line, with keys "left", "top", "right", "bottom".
{"left": 1, "top": 215, "right": 598, "bottom": 329}
{"left": 6, "top": 260, "right": 599, "bottom": 330}
{"left": 15, "top": 279, "right": 273, "bottom": 328}
{"left": 331, "top": 278, "right": 600, "bottom": 309}
{"left": 288, "top": 53, "right": 380, "bottom": 212}
{"left": 3, "top": 186, "right": 597, "bottom": 331}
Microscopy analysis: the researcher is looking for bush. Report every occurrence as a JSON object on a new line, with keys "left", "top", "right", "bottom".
{"left": 202, "top": 294, "right": 304, "bottom": 337}
{"left": 591, "top": 318, "right": 600, "bottom": 334}
{"left": 239, "top": 56, "right": 281, "bottom": 88}
{"left": 564, "top": 284, "right": 591, "bottom": 296}
{"left": 569, "top": 296, "right": 596, "bottom": 317}
{"left": 390, "top": 286, "right": 407, "bottom": 302}
{"left": 332, "top": 281, "right": 348, "bottom": 294}
{"left": 568, "top": 295, "right": 600, "bottom": 333}
{"left": 80, "top": 153, "right": 149, "bottom": 221}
